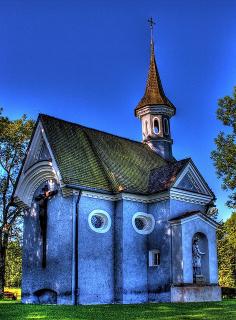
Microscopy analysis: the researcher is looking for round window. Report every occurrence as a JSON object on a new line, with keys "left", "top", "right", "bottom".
{"left": 132, "top": 213, "right": 155, "bottom": 234}
{"left": 88, "top": 210, "right": 111, "bottom": 233}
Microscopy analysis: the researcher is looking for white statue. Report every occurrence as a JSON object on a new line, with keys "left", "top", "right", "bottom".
{"left": 192, "top": 236, "right": 205, "bottom": 277}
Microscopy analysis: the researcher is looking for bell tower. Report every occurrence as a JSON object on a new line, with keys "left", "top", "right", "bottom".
{"left": 135, "top": 19, "right": 176, "bottom": 161}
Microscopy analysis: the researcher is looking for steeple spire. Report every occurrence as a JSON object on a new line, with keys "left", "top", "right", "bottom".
{"left": 135, "top": 19, "right": 175, "bottom": 116}
{"left": 134, "top": 20, "right": 176, "bottom": 161}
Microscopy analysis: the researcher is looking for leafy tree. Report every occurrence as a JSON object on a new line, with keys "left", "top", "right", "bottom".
{"left": 211, "top": 86, "right": 236, "bottom": 208}
{"left": 217, "top": 212, "right": 236, "bottom": 287}
{"left": 5, "top": 240, "right": 22, "bottom": 288}
{"left": 0, "top": 108, "right": 34, "bottom": 296}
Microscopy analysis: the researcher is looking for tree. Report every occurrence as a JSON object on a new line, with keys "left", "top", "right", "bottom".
{"left": 5, "top": 240, "right": 22, "bottom": 288}
{"left": 0, "top": 108, "right": 34, "bottom": 296}
{"left": 211, "top": 86, "right": 236, "bottom": 209}
{"left": 217, "top": 212, "right": 236, "bottom": 287}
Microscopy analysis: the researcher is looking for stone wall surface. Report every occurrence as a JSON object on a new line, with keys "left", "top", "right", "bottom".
{"left": 78, "top": 195, "right": 115, "bottom": 304}
{"left": 22, "top": 188, "right": 220, "bottom": 305}
{"left": 171, "top": 285, "right": 222, "bottom": 302}
{"left": 22, "top": 185, "right": 73, "bottom": 305}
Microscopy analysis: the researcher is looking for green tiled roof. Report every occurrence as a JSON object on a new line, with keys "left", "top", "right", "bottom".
{"left": 39, "top": 114, "right": 168, "bottom": 194}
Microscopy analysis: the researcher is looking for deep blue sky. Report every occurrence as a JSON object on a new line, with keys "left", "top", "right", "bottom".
{"left": 0, "top": 0, "right": 236, "bottom": 221}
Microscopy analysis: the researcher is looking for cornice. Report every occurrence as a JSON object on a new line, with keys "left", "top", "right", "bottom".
{"left": 136, "top": 105, "right": 175, "bottom": 118}
{"left": 78, "top": 188, "right": 212, "bottom": 205}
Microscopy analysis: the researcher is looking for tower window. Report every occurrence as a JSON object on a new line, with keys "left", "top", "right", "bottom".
{"left": 149, "top": 250, "right": 160, "bottom": 267}
{"left": 163, "top": 118, "right": 169, "bottom": 135}
{"left": 145, "top": 121, "right": 148, "bottom": 136}
{"left": 153, "top": 118, "right": 160, "bottom": 135}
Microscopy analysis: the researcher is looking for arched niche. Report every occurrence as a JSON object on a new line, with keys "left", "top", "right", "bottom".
{"left": 192, "top": 232, "right": 209, "bottom": 283}
{"left": 33, "top": 288, "right": 57, "bottom": 304}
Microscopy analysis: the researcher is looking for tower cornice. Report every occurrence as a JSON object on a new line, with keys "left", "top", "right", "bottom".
{"left": 136, "top": 104, "right": 175, "bottom": 119}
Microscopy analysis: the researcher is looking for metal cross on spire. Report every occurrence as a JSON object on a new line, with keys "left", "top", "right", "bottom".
{"left": 148, "top": 17, "right": 156, "bottom": 43}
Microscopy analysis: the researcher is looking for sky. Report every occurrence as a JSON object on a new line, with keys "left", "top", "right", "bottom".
{"left": 0, "top": 0, "right": 236, "bottom": 221}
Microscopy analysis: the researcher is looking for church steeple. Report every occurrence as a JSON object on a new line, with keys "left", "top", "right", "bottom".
{"left": 135, "top": 19, "right": 176, "bottom": 161}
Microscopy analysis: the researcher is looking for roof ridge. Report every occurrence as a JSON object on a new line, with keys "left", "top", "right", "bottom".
{"left": 39, "top": 113, "right": 143, "bottom": 146}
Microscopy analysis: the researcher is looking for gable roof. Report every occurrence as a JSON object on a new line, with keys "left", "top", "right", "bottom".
{"left": 16, "top": 114, "right": 214, "bottom": 199}
{"left": 39, "top": 114, "right": 168, "bottom": 194}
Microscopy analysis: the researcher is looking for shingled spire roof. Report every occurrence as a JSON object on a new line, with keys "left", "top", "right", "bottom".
{"left": 135, "top": 39, "right": 176, "bottom": 116}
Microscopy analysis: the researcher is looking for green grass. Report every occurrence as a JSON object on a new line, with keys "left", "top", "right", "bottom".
{"left": 0, "top": 300, "right": 235, "bottom": 320}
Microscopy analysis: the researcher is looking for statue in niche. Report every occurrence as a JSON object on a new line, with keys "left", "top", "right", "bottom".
{"left": 192, "top": 236, "right": 205, "bottom": 279}
{"left": 35, "top": 183, "right": 58, "bottom": 268}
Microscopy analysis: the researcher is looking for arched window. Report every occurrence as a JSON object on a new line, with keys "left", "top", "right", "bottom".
{"left": 163, "top": 118, "right": 169, "bottom": 135}
{"left": 153, "top": 118, "right": 159, "bottom": 135}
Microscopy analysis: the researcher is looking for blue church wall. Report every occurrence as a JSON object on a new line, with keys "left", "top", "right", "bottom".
{"left": 78, "top": 195, "right": 114, "bottom": 305}
{"left": 22, "top": 186, "right": 74, "bottom": 305}
{"left": 114, "top": 199, "right": 123, "bottom": 303}
{"left": 21, "top": 187, "right": 213, "bottom": 305}
{"left": 121, "top": 199, "right": 148, "bottom": 304}
{"left": 170, "top": 199, "right": 205, "bottom": 219}
{"left": 148, "top": 200, "right": 171, "bottom": 302}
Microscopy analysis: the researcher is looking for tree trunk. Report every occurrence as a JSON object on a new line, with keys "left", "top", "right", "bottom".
{"left": 0, "top": 231, "right": 8, "bottom": 298}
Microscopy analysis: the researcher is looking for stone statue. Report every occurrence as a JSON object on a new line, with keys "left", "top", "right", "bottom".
{"left": 192, "top": 236, "right": 205, "bottom": 278}
{"left": 35, "top": 183, "right": 58, "bottom": 268}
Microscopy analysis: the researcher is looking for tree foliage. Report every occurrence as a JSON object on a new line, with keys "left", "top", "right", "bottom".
{"left": 0, "top": 108, "right": 34, "bottom": 295}
{"left": 5, "top": 240, "right": 22, "bottom": 288}
{"left": 211, "top": 87, "right": 236, "bottom": 208}
{"left": 217, "top": 212, "right": 236, "bottom": 287}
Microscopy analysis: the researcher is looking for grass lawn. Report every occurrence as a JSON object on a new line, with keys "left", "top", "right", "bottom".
{"left": 0, "top": 299, "right": 235, "bottom": 320}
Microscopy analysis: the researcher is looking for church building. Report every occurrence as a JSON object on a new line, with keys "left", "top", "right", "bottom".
{"left": 14, "top": 25, "right": 221, "bottom": 304}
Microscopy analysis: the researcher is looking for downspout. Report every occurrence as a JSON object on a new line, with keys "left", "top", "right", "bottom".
{"left": 73, "top": 190, "right": 82, "bottom": 305}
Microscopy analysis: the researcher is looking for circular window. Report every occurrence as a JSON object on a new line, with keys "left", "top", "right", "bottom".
{"left": 88, "top": 210, "right": 111, "bottom": 233}
{"left": 132, "top": 212, "right": 155, "bottom": 235}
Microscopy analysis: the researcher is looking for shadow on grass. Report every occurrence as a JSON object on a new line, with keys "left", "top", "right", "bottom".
{"left": 0, "top": 300, "right": 235, "bottom": 320}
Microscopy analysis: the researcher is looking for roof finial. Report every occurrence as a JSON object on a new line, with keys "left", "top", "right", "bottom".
{"left": 148, "top": 17, "right": 156, "bottom": 44}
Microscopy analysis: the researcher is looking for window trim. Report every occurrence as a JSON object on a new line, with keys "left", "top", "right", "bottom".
{"left": 132, "top": 212, "right": 155, "bottom": 235}
{"left": 88, "top": 209, "right": 111, "bottom": 233}
{"left": 153, "top": 117, "right": 160, "bottom": 135}
{"left": 149, "top": 249, "right": 160, "bottom": 267}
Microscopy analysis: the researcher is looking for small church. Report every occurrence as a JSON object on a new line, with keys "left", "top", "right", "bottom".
{"left": 14, "top": 22, "right": 221, "bottom": 305}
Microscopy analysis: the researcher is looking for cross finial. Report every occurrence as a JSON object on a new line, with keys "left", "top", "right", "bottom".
{"left": 148, "top": 17, "right": 156, "bottom": 43}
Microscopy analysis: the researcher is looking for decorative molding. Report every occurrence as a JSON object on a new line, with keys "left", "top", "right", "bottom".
{"left": 173, "top": 162, "right": 213, "bottom": 197}
{"left": 14, "top": 160, "right": 59, "bottom": 208}
{"left": 169, "top": 211, "right": 218, "bottom": 229}
{"left": 14, "top": 121, "right": 63, "bottom": 208}
{"left": 170, "top": 188, "right": 212, "bottom": 205}
{"left": 137, "top": 105, "right": 175, "bottom": 118}
{"left": 80, "top": 188, "right": 212, "bottom": 205}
